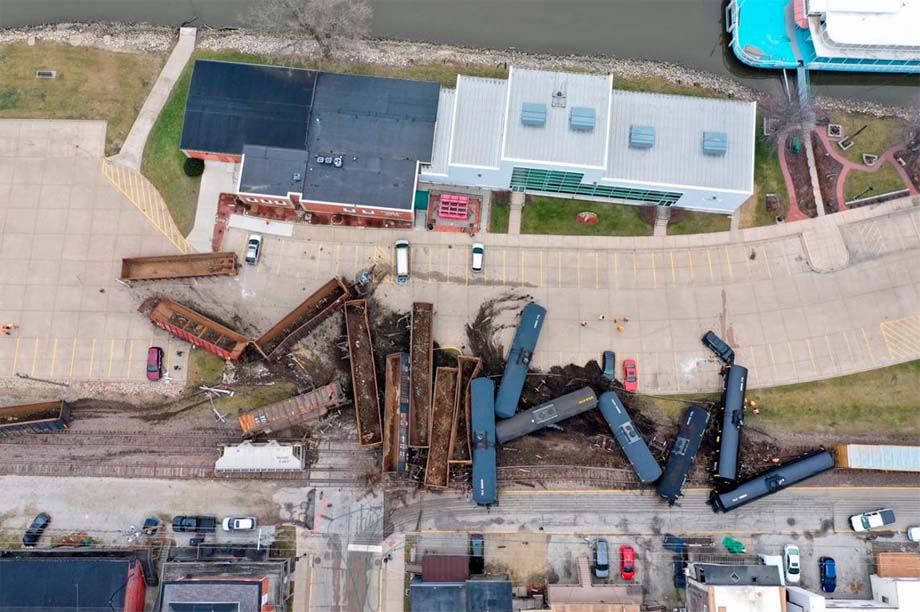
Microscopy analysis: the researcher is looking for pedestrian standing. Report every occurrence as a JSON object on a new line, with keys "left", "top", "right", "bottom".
{"left": 4, "top": 323, "right": 17, "bottom": 330}
{"left": 598, "top": 314, "right": 606, "bottom": 321}
{"left": 613, "top": 316, "right": 623, "bottom": 323}
{"left": 580, "top": 321, "right": 588, "bottom": 327}
{"left": 623, "top": 317, "right": 630, "bottom": 323}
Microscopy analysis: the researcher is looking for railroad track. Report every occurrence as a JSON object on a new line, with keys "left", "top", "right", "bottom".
{"left": 0, "top": 431, "right": 241, "bottom": 450}
{"left": 497, "top": 465, "right": 642, "bottom": 488}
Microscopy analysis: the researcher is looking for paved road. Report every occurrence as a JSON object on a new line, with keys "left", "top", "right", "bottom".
{"left": 387, "top": 487, "right": 920, "bottom": 537}
{"left": 220, "top": 196, "right": 920, "bottom": 393}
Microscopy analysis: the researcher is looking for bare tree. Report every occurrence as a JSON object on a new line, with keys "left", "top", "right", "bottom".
{"left": 758, "top": 92, "right": 806, "bottom": 150}
{"left": 249, "top": 0, "right": 373, "bottom": 60}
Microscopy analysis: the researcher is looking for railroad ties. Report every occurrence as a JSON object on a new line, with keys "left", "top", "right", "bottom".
{"left": 424, "top": 366, "right": 458, "bottom": 489}
{"left": 409, "top": 302, "right": 433, "bottom": 447}
{"left": 344, "top": 299, "right": 383, "bottom": 447}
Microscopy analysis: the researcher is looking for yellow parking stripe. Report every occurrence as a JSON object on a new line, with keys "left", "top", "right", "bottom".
{"left": 669, "top": 251, "right": 676, "bottom": 285}
{"left": 125, "top": 339, "right": 134, "bottom": 378}
{"left": 787, "top": 341, "right": 798, "bottom": 379}
{"left": 88, "top": 338, "right": 97, "bottom": 379}
{"left": 706, "top": 249, "right": 714, "bottom": 281}
{"left": 861, "top": 328, "right": 877, "bottom": 364}
{"left": 723, "top": 246, "right": 733, "bottom": 279}
{"left": 68, "top": 338, "right": 77, "bottom": 378}
{"left": 30, "top": 337, "right": 40, "bottom": 377}
{"left": 49, "top": 338, "right": 58, "bottom": 377}
{"left": 11, "top": 337, "right": 21, "bottom": 375}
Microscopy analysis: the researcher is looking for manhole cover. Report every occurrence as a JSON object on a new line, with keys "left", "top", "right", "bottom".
{"left": 576, "top": 211, "right": 599, "bottom": 225}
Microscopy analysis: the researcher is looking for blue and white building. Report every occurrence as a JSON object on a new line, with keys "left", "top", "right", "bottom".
{"left": 421, "top": 67, "right": 757, "bottom": 214}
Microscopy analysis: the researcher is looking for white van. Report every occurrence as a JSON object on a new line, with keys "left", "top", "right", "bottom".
{"left": 395, "top": 240, "right": 410, "bottom": 285}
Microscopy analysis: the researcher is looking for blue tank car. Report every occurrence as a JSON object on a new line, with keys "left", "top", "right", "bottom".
{"left": 598, "top": 392, "right": 663, "bottom": 484}
{"left": 471, "top": 377, "right": 498, "bottom": 505}
{"left": 494, "top": 303, "right": 546, "bottom": 418}
{"left": 496, "top": 387, "right": 597, "bottom": 444}
{"left": 657, "top": 405, "right": 710, "bottom": 505}
{"left": 714, "top": 365, "right": 747, "bottom": 482}
{"left": 712, "top": 451, "right": 835, "bottom": 512}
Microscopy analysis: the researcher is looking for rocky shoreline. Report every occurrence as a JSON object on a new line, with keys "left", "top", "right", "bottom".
{"left": 1, "top": 21, "right": 914, "bottom": 119}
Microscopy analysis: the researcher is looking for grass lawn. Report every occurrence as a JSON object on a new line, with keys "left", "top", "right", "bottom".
{"left": 184, "top": 348, "right": 298, "bottom": 416}
{"left": 520, "top": 195, "right": 652, "bottom": 236}
{"left": 741, "top": 127, "right": 789, "bottom": 228}
{"left": 667, "top": 209, "right": 731, "bottom": 235}
{"left": 490, "top": 201, "right": 510, "bottom": 233}
{"left": 830, "top": 112, "right": 906, "bottom": 166}
{"left": 654, "top": 359, "right": 920, "bottom": 439}
{"left": 843, "top": 162, "right": 907, "bottom": 202}
{"left": 0, "top": 42, "right": 163, "bottom": 156}
{"left": 612, "top": 74, "right": 724, "bottom": 99}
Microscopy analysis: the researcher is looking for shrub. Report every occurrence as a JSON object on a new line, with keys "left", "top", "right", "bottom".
{"left": 183, "top": 157, "right": 205, "bottom": 177}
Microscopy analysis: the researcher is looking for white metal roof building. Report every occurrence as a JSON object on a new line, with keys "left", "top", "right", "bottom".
{"left": 806, "top": 0, "right": 920, "bottom": 62}
{"left": 422, "top": 66, "right": 757, "bottom": 214}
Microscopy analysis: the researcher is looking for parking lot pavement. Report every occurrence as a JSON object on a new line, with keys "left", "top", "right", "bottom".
{"left": 222, "top": 201, "right": 920, "bottom": 393}
{"left": 0, "top": 120, "right": 186, "bottom": 386}
{"left": 0, "top": 474, "right": 308, "bottom": 547}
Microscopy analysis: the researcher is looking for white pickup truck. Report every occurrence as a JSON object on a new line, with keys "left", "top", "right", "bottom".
{"left": 850, "top": 508, "right": 896, "bottom": 532}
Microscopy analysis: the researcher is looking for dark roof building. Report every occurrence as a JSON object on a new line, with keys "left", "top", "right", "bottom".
{"left": 180, "top": 60, "right": 314, "bottom": 157}
{"left": 409, "top": 578, "right": 513, "bottom": 612}
{"left": 160, "top": 579, "right": 264, "bottom": 612}
{"left": 181, "top": 60, "right": 440, "bottom": 215}
{"left": 0, "top": 556, "right": 147, "bottom": 612}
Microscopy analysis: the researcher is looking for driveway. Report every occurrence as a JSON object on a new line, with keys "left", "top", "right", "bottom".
{"left": 0, "top": 120, "right": 186, "bottom": 387}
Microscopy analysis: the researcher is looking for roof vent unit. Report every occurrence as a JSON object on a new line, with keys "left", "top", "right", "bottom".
{"left": 521, "top": 103, "right": 547, "bottom": 127}
{"left": 569, "top": 107, "right": 596, "bottom": 132}
{"left": 333, "top": 156, "right": 343, "bottom": 168}
{"left": 552, "top": 90, "right": 567, "bottom": 108}
{"left": 702, "top": 131, "right": 729, "bottom": 156}
{"left": 629, "top": 125, "right": 656, "bottom": 149}
{"left": 293, "top": 172, "right": 302, "bottom": 181}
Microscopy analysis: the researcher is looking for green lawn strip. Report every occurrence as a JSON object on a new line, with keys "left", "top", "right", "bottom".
{"left": 830, "top": 113, "right": 906, "bottom": 166}
{"left": 0, "top": 42, "right": 163, "bottom": 155}
{"left": 843, "top": 162, "right": 907, "bottom": 202}
{"left": 743, "top": 127, "right": 789, "bottom": 228}
{"left": 654, "top": 359, "right": 920, "bottom": 439}
{"left": 490, "top": 202, "right": 510, "bottom": 233}
{"left": 520, "top": 195, "right": 652, "bottom": 236}
{"left": 666, "top": 209, "right": 731, "bottom": 235}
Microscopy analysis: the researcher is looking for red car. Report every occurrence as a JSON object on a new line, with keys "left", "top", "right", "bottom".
{"left": 622, "top": 359, "right": 638, "bottom": 392}
{"left": 146, "top": 346, "right": 164, "bottom": 381}
{"left": 620, "top": 545, "right": 636, "bottom": 581}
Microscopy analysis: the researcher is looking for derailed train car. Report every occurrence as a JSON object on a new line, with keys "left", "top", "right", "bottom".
{"left": 657, "top": 405, "right": 710, "bottom": 504}
{"left": 495, "top": 387, "right": 597, "bottom": 444}
{"left": 713, "top": 365, "right": 747, "bottom": 482}
{"left": 598, "top": 392, "right": 662, "bottom": 485}
{"left": 711, "top": 451, "right": 835, "bottom": 512}
{"left": 494, "top": 303, "right": 546, "bottom": 418}
{"left": 471, "top": 378, "right": 498, "bottom": 506}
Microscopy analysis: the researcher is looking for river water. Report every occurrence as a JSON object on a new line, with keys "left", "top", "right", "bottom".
{"left": 1, "top": 0, "right": 917, "bottom": 107}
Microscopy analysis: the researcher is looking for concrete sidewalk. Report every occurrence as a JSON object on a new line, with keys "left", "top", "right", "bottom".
{"left": 112, "top": 27, "right": 197, "bottom": 170}
{"left": 188, "top": 159, "right": 237, "bottom": 251}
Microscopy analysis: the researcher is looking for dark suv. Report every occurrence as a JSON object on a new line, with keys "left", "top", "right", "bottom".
{"left": 702, "top": 331, "right": 735, "bottom": 365}
{"left": 23, "top": 512, "right": 51, "bottom": 547}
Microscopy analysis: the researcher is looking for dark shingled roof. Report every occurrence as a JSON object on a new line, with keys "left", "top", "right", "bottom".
{"left": 690, "top": 563, "right": 784, "bottom": 586}
{"left": 0, "top": 558, "right": 134, "bottom": 612}
{"left": 180, "top": 60, "right": 315, "bottom": 155}
{"left": 301, "top": 73, "right": 439, "bottom": 210}
{"left": 239, "top": 145, "right": 308, "bottom": 196}
{"left": 409, "top": 579, "right": 513, "bottom": 612}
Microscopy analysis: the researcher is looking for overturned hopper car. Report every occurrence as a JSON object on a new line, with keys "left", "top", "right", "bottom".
{"left": 712, "top": 451, "right": 835, "bottom": 512}
{"left": 495, "top": 387, "right": 597, "bottom": 444}
{"left": 713, "top": 365, "right": 747, "bottom": 482}
{"left": 120, "top": 252, "right": 237, "bottom": 283}
{"left": 471, "top": 378, "right": 498, "bottom": 506}
{"left": 148, "top": 298, "right": 250, "bottom": 360}
{"left": 598, "top": 392, "right": 662, "bottom": 485}
{"left": 237, "top": 383, "right": 346, "bottom": 436}
{"left": 0, "top": 400, "right": 70, "bottom": 436}
{"left": 657, "top": 405, "right": 710, "bottom": 505}
{"left": 495, "top": 303, "right": 546, "bottom": 418}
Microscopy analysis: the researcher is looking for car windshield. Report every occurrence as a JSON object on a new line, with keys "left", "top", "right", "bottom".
{"left": 862, "top": 516, "right": 872, "bottom": 529}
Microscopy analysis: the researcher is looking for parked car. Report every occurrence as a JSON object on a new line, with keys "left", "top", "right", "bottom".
{"left": 471, "top": 243, "right": 485, "bottom": 273}
{"left": 245, "top": 234, "right": 263, "bottom": 265}
{"left": 701, "top": 330, "right": 735, "bottom": 364}
{"left": 908, "top": 526, "right": 920, "bottom": 542}
{"left": 594, "top": 539, "right": 610, "bottom": 579}
{"left": 222, "top": 516, "right": 257, "bottom": 531}
{"left": 622, "top": 359, "right": 638, "bottom": 392}
{"left": 784, "top": 544, "right": 801, "bottom": 584}
{"left": 146, "top": 346, "right": 163, "bottom": 381}
{"left": 22, "top": 512, "right": 51, "bottom": 547}
{"left": 172, "top": 516, "right": 217, "bottom": 533}
{"left": 619, "top": 545, "right": 636, "bottom": 581}
{"left": 602, "top": 351, "right": 616, "bottom": 380}
{"left": 395, "top": 239, "right": 410, "bottom": 285}
{"left": 850, "top": 508, "right": 896, "bottom": 532}
{"left": 819, "top": 556, "right": 837, "bottom": 593}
